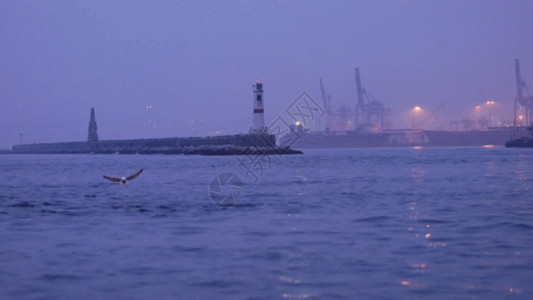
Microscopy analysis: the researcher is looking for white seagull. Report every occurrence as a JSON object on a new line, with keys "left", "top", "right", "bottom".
{"left": 103, "top": 169, "right": 143, "bottom": 185}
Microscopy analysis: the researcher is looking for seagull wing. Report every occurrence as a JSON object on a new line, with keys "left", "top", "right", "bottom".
{"left": 103, "top": 175, "right": 122, "bottom": 182}
{"left": 126, "top": 169, "right": 143, "bottom": 181}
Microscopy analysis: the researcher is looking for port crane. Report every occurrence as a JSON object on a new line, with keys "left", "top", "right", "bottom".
{"left": 319, "top": 68, "right": 388, "bottom": 132}
{"left": 319, "top": 78, "right": 354, "bottom": 131}
{"left": 320, "top": 78, "right": 332, "bottom": 131}
{"left": 514, "top": 59, "right": 533, "bottom": 127}
{"left": 354, "top": 68, "right": 385, "bottom": 133}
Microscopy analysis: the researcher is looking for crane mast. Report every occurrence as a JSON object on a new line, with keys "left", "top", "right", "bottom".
{"left": 515, "top": 59, "right": 533, "bottom": 128}
{"left": 320, "top": 78, "right": 331, "bottom": 131}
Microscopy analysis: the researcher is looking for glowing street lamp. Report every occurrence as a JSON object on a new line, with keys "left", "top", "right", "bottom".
{"left": 485, "top": 100, "right": 496, "bottom": 127}
{"left": 412, "top": 106, "right": 423, "bottom": 128}
{"left": 518, "top": 115, "right": 525, "bottom": 125}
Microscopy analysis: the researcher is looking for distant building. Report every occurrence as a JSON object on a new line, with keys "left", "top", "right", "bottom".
{"left": 88, "top": 108, "right": 98, "bottom": 143}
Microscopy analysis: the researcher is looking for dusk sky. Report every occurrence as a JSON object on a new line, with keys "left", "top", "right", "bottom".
{"left": 1, "top": 0, "right": 533, "bottom": 148}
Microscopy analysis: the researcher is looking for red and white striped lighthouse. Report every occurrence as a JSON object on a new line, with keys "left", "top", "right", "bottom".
{"left": 251, "top": 80, "right": 265, "bottom": 133}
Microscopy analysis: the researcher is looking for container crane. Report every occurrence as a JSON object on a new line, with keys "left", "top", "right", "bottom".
{"left": 354, "top": 68, "right": 385, "bottom": 133}
{"left": 319, "top": 78, "right": 354, "bottom": 131}
{"left": 515, "top": 59, "right": 533, "bottom": 128}
{"left": 320, "top": 78, "right": 332, "bottom": 131}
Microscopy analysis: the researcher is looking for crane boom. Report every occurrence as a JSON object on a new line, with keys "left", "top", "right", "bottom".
{"left": 320, "top": 78, "right": 331, "bottom": 131}
{"left": 355, "top": 68, "right": 364, "bottom": 104}
{"left": 516, "top": 59, "right": 524, "bottom": 102}
{"left": 515, "top": 59, "right": 533, "bottom": 127}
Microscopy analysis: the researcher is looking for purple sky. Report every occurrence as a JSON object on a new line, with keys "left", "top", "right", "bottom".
{"left": 1, "top": 0, "right": 533, "bottom": 148}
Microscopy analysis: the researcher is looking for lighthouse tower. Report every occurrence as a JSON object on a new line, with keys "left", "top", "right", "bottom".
{"left": 251, "top": 80, "right": 265, "bottom": 133}
{"left": 87, "top": 108, "right": 98, "bottom": 143}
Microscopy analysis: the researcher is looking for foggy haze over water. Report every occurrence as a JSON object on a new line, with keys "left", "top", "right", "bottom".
{"left": 1, "top": 0, "right": 533, "bottom": 148}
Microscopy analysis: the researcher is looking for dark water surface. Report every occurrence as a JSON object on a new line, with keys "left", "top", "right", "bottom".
{"left": 1, "top": 147, "right": 532, "bottom": 299}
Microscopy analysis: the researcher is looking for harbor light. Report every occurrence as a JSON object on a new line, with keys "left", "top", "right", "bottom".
{"left": 484, "top": 100, "right": 496, "bottom": 127}
{"left": 411, "top": 106, "right": 423, "bottom": 129}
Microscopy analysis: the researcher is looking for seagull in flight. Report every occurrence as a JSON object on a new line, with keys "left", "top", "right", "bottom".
{"left": 103, "top": 169, "right": 143, "bottom": 185}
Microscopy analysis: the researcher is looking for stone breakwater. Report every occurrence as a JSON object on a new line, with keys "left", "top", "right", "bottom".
{"left": 3, "top": 134, "right": 303, "bottom": 155}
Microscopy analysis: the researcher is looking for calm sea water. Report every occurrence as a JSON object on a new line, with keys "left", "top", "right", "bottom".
{"left": 1, "top": 147, "right": 532, "bottom": 299}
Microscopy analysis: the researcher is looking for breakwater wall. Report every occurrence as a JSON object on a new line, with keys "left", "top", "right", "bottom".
{"left": 7, "top": 133, "right": 285, "bottom": 155}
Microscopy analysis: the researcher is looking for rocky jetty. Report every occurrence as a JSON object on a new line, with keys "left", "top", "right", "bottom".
{"left": 2, "top": 144, "right": 302, "bottom": 155}
{"left": 3, "top": 134, "right": 303, "bottom": 155}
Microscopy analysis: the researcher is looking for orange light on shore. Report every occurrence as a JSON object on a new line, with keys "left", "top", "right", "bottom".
{"left": 485, "top": 100, "right": 495, "bottom": 105}
{"left": 412, "top": 106, "right": 423, "bottom": 129}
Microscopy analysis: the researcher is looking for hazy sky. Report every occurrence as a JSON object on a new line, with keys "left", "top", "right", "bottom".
{"left": 1, "top": 0, "right": 533, "bottom": 148}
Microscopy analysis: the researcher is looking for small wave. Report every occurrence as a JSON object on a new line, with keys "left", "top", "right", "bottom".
{"left": 41, "top": 274, "right": 84, "bottom": 282}
{"left": 120, "top": 267, "right": 155, "bottom": 275}
{"left": 497, "top": 222, "right": 533, "bottom": 230}
{"left": 352, "top": 215, "right": 393, "bottom": 223}
{"left": 191, "top": 279, "right": 242, "bottom": 288}
{"left": 417, "top": 218, "right": 450, "bottom": 224}
{"left": 11, "top": 201, "right": 35, "bottom": 208}
{"left": 250, "top": 251, "right": 283, "bottom": 261}
{"left": 514, "top": 223, "right": 533, "bottom": 230}
{"left": 172, "top": 246, "right": 205, "bottom": 253}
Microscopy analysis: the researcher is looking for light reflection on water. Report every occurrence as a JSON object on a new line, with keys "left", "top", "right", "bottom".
{"left": 516, "top": 153, "right": 529, "bottom": 186}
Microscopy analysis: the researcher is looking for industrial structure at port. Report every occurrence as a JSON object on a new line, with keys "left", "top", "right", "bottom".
{"left": 505, "top": 59, "right": 533, "bottom": 148}
{"left": 281, "top": 60, "right": 533, "bottom": 148}
{"left": 7, "top": 82, "right": 301, "bottom": 155}
{"left": 5, "top": 59, "right": 533, "bottom": 152}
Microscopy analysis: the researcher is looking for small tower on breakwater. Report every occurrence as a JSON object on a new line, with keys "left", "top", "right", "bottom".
{"left": 251, "top": 80, "right": 266, "bottom": 133}
{"left": 88, "top": 108, "right": 98, "bottom": 143}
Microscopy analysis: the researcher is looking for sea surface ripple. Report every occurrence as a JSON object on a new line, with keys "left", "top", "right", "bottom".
{"left": 1, "top": 147, "right": 532, "bottom": 299}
